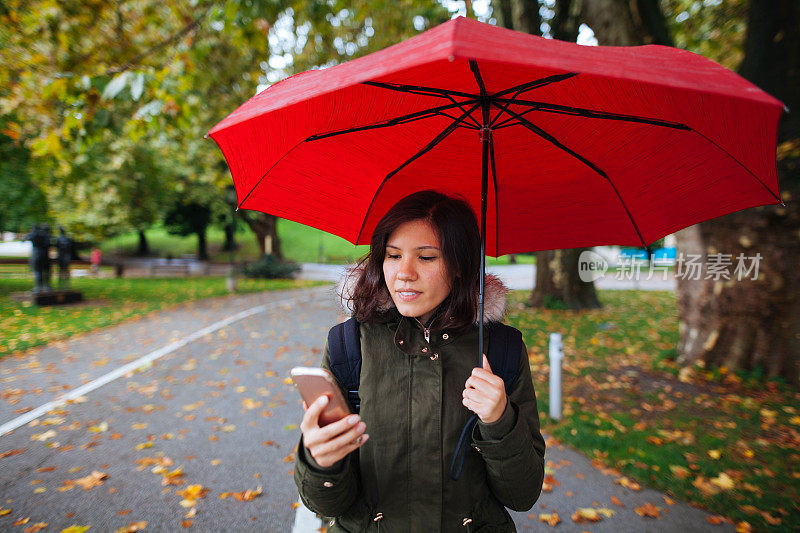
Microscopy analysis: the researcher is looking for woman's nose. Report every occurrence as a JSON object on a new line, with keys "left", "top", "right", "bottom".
{"left": 397, "top": 258, "right": 417, "bottom": 281}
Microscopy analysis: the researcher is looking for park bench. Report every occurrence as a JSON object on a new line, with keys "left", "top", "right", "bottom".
{"left": 149, "top": 259, "right": 191, "bottom": 277}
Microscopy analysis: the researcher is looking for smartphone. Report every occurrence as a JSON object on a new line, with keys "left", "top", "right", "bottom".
{"left": 290, "top": 367, "right": 352, "bottom": 426}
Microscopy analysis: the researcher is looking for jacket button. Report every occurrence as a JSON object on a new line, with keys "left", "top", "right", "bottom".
{"left": 323, "top": 481, "right": 334, "bottom": 488}
{"left": 421, "top": 347, "right": 428, "bottom": 353}
{"left": 442, "top": 333, "right": 449, "bottom": 340}
{"left": 430, "top": 353, "right": 438, "bottom": 361}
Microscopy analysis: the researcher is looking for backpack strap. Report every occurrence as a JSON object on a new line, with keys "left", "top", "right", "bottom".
{"left": 450, "top": 322, "right": 523, "bottom": 481}
{"left": 327, "top": 317, "right": 362, "bottom": 413}
{"left": 485, "top": 322, "right": 523, "bottom": 393}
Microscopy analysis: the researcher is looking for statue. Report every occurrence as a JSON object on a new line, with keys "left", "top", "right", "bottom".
{"left": 24, "top": 223, "right": 52, "bottom": 293}
{"left": 56, "top": 226, "right": 73, "bottom": 288}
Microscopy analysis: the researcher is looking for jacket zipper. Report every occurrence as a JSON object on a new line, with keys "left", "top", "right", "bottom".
{"left": 412, "top": 316, "right": 432, "bottom": 343}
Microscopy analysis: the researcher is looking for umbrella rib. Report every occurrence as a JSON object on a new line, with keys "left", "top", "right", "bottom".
{"left": 489, "top": 135, "right": 500, "bottom": 256}
{"left": 469, "top": 60, "right": 488, "bottom": 100}
{"left": 499, "top": 105, "right": 648, "bottom": 248}
{"left": 306, "top": 100, "right": 478, "bottom": 142}
{"left": 489, "top": 73, "right": 579, "bottom": 100}
{"left": 493, "top": 97, "right": 691, "bottom": 130}
{"left": 494, "top": 104, "right": 543, "bottom": 129}
{"left": 489, "top": 73, "right": 580, "bottom": 128}
{"left": 236, "top": 138, "right": 308, "bottom": 211}
{"left": 355, "top": 103, "right": 482, "bottom": 244}
{"left": 691, "top": 130, "right": 784, "bottom": 205}
{"left": 362, "top": 80, "right": 478, "bottom": 100}
{"left": 444, "top": 94, "right": 483, "bottom": 129}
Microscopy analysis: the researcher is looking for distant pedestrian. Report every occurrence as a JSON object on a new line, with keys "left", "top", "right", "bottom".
{"left": 25, "top": 223, "right": 52, "bottom": 293}
{"left": 56, "top": 226, "right": 73, "bottom": 287}
{"left": 90, "top": 247, "right": 102, "bottom": 277}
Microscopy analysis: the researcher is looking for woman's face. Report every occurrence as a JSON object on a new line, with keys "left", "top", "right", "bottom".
{"left": 383, "top": 219, "right": 452, "bottom": 324}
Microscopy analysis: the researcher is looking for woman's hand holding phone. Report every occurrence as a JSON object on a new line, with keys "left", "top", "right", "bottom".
{"left": 301, "top": 396, "right": 369, "bottom": 468}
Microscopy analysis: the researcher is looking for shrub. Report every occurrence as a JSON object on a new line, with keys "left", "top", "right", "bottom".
{"left": 242, "top": 254, "right": 300, "bottom": 279}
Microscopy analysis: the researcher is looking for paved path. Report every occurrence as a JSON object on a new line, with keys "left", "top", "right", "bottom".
{"left": 1, "top": 286, "right": 728, "bottom": 532}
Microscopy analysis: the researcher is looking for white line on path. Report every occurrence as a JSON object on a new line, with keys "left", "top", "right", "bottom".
{"left": 292, "top": 501, "right": 324, "bottom": 533}
{"left": 0, "top": 294, "right": 310, "bottom": 436}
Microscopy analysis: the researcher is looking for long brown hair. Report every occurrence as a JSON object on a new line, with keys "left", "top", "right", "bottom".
{"left": 345, "top": 190, "right": 480, "bottom": 330}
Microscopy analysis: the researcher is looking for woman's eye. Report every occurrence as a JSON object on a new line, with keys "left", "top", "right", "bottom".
{"left": 386, "top": 254, "right": 400, "bottom": 260}
{"left": 420, "top": 256, "right": 438, "bottom": 261}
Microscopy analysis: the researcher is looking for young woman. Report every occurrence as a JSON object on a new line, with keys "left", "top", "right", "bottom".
{"left": 294, "top": 191, "right": 546, "bottom": 532}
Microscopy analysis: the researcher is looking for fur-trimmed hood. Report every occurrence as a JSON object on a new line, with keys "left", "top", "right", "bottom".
{"left": 336, "top": 263, "right": 508, "bottom": 323}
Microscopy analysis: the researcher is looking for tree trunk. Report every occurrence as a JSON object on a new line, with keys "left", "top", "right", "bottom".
{"left": 137, "top": 229, "right": 149, "bottom": 256}
{"left": 510, "top": 0, "right": 541, "bottom": 35}
{"left": 530, "top": 249, "right": 602, "bottom": 309}
{"left": 196, "top": 228, "right": 208, "bottom": 261}
{"left": 585, "top": 0, "right": 800, "bottom": 384}
{"left": 492, "top": 0, "right": 514, "bottom": 31}
{"left": 675, "top": 0, "right": 800, "bottom": 385}
{"left": 551, "top": 0, "right": 580, "bottom": 42}
{"left": 241, "top": 211, "right": 282, "bottom": 260}
{"left": 580, "top": 0, "right": 672, "bottom": 45}
{"left": 222, "top": 221, "right": 236, "bottom": 252}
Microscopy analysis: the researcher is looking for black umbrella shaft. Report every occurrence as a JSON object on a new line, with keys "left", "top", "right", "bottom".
{"left": 478, "top": 126, "right": 490, "bottom": 368}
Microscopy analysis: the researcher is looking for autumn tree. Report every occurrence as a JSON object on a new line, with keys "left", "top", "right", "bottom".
{"left": 0, "top": 1, "right": 280, "bottom": 248}
{"left": 673, "top": 1, "right": 799, "bottom": 385}
{"left": 582, "top": 0, "right": 798, "bottom": 384}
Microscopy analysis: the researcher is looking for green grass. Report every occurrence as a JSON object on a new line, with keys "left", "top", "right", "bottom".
{"left": 506, "top": 290, "right": 799, "bottom": 531}
{"left": 0, "top": 276, "right": 327, "bottom": 357}
{"left": 96, "top": 222, "right": 536, "bottom": 265}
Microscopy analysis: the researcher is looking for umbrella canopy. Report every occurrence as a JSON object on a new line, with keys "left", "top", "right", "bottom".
{"left": 209, "top": 16, "right": 783, "bottom": 257}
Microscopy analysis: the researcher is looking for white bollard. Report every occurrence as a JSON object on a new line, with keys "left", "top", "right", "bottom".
{"left": 549, "top": 332, "right": 563, "bottom": 420}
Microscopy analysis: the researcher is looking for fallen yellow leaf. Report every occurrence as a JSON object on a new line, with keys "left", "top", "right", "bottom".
{"left": 711, "top": 472, "right": 735, "bottom": 490}
{"left": 571, "top": 508, "right": 602, "bottom": 523}
{"left": 539, "top": 513, "right": 561, "bottom": 526}
{"left": 74, "top": 471, "right": 108, "bottom": 490}
{"left": 635, "top": 502, "right": 660, "bottom": 518}
{"left": 232, "top": 486, "right": 262, "bottom": 502}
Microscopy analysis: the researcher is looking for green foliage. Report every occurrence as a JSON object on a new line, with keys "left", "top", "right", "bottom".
{"left": 0, "top": 0, "right": 467, "bottom": 248}
{"left": 0, "top": 119, "right": 49, "bottom": 232}
{"left": 164, "top": 200, "right": 212, "bottom": 238}
{"left": 661, "top": 0, "right": 748, "bottom": 70}
{"left": 242, "top": 254, "right": 300, "bottom": 278}
{"left": 542, "top": 293, "right": 569, "bottom": 310}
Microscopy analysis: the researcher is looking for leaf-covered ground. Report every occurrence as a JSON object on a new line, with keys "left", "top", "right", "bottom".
{"left": 506, "top": 290, "right": 800, "bottom": 532}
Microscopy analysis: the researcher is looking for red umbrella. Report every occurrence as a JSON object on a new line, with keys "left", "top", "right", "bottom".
{"left": 208, "top": 16, "right": 784, "bottom": 362}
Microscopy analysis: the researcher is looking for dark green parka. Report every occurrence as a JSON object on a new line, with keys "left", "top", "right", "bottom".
{"left": 294, "top": 276, "right": 546, "bottom": 532}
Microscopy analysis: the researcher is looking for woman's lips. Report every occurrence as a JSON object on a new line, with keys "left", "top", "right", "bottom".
{"left": 396, "top": 290, "right": 421, "bottom": 302}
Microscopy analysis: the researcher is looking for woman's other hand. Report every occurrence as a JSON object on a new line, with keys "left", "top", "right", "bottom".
{"left": 301, "top": 396, "right": 369, "bottom": 468}
{"left": 463, "top": 355, "right": 508, "bottom": 424}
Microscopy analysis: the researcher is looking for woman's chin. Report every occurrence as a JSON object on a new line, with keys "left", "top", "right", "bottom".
{"left": 394, "top": 301, "right": 426, "bottom": 318}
